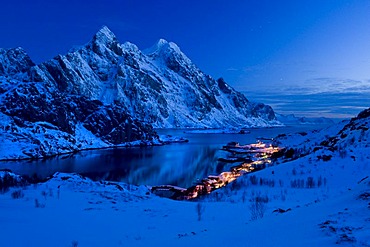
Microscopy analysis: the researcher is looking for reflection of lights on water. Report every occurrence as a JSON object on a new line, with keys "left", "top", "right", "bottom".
{"left": 152, "top": 141, "right": 282, "bottom": 200}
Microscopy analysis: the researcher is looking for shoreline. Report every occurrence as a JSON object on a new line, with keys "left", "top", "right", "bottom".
{"left": 0, "top": 136, "right": 189, "bottom": 162}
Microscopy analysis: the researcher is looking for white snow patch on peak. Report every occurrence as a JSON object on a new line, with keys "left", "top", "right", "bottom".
{"left": 96, "top": 26, "right": 115, "bottom": 37}
{"left": 93, "top": 25, "right": 117, "bottom": 44}
{"left": 168, "top": 41, "right": 182, "bottom": 54}
{"left": 122, "top": 41, "right": 140, "bottom": 52}
{"left": 144, "top": 38, "right": 184, "bottom": 56}
{"left": 157, "top": 38, "right": 169, "bottom": 46}
{"left": 144, "top": 38, "right": 192, "bottom": 63}
{"left": 143, "top": 38, "right": 169, "bottom": 55}
{"left": 14, "top": 47, "right": 25, "bottom": 52}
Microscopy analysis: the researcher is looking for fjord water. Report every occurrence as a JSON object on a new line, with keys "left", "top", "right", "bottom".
{"left": 0, "top": 125, "right": 327, "bottom": 188}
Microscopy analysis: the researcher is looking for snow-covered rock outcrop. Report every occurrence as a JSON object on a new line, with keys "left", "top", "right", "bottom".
{"left": 273, "top": 107, "right": 370, "bottom": 161}
{"left": 0, "top": 47, "right": 34, "bottom": 79}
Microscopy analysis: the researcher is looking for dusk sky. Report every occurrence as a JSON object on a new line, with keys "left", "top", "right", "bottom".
{"left": 1, "top": 0, "right": 370, "bottom": 118}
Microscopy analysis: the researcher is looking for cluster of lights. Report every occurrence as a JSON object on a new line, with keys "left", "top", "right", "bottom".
{"left": 152, "top": 141, "right": 282, "bottom": 200}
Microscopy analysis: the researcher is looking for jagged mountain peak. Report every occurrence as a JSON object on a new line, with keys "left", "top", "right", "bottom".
{"left": 122, "top": 41, "right": 140, "bottom": 53}
{"left": 0, "top": 46, "right": 35, "bottom": 78}
{"left": 157, "top": 38, "right": 168, "bottom": 45}
{"left": 144, "top": 39, "right": 165, "bottom": 55}
{"left": 89, "top": 25, "right": 122, "bottom": 56}
{"left": 93, "top": 26, "right": 116, "bottom": 44}
{"left": 145, "top": 38, "right": 185, "bottom": 58}
{"left": 0, "top": 46, "right": 26, "bottom": 54}
{"left": 0, "top": 47, "right": 33, "bottom": 63}
{"left": 144, "top": 38, "right": 194, "bottom": 75}
{"left": 154, "top": 38, "right": 182, "bottom": 52}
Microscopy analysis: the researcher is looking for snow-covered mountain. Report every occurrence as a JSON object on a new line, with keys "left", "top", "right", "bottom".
{"left": 0, "top": 26, "right": 280, "bottom": 159}
{"left": 28, "top": 26, "right": 279, "bottom": 128}
{"left": 275, "top": 113, "right": 335, "bottom": 125}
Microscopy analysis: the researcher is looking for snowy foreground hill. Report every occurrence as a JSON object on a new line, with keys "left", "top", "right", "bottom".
{"left": 0, "top": 26, "right": 280, "bottom": 160}
{"left": 0, "top": 108, "right": 369, "bottom": 246}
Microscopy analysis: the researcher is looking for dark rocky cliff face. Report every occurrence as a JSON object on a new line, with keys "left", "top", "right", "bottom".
{"left": 0, "top": 78, "right": 158, "bottom": 159}
{"left": 1, "top": 81, "right": 156, "bottom": 143}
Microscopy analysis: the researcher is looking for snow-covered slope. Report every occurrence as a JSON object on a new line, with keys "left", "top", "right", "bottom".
{"left": 273, "top": 108, "right": 370, "bottom": 160}
{"left": 202, "top": 107, "right": 370, "bottom": 245}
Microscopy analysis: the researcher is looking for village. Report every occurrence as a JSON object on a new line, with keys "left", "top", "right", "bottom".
{"left": 151, "top": 140, "right": 282, "bottom": 200}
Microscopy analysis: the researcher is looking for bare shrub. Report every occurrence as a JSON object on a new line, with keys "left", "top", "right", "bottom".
{"left": 230, "top": 180, "right": 243, "bottom": 190}
{"left": 349, "top": 136, "right": 356, "bottom": 145}
{"left": 34, "top": 199, "right": 45, "bottom": 208}
{"left": 290, "top": 179, "right": 305, "bottom": 188}
{"left": 242, "top": 190, "right": 247, "bottom": 203}
{"left": 290, "top": 179, "right": 297, "bottom": 188}
{"left": 249, "top": 175, "right": 258, "bottom": 185}
{"left": 318, "top": 176, "right": 323, "bottom": 187}
{"left": 196, "top": 202, "right": 205, "bottom": 221}
{"left": 249, "top": 195, "right": 268, "bottom": 220}
{"left": 280, "top": 190, "right": 286, "bottom": 201}
{"left": 339, "top": 148, "right": 347, "bottom": 158}
{"left": 48, "top": 188, "right": 53, "bottom": 198}
{"left": 11, "top": 189, "right": 24, "bottom": 199}
{"left": 41, "top": 191, "right": 47, "bottom": 200}
{"left": 306, "top": 177, "right": 315, "bottom": 188}
{"left": 257, "top": 178, "right": 276, "bottom": 187}
{"left": 292, "top": 168, "right": 297, "bottom": 176}
{"left": 279, "top": 179, "right": 284, "bottom": 187}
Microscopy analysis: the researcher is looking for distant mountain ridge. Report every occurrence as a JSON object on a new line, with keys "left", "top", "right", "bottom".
{"left": 0, "top": 26, "right": 280, "bottom": 159}
{"left": 275, "top": 113, "right": 335, "bottom": 125}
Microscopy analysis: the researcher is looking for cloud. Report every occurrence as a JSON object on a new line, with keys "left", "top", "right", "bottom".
{"left": 263, "top": 77, "right": 370, "bottom": 95}
{"left": 242, "top": 87, "right": 370, "bottom": 119}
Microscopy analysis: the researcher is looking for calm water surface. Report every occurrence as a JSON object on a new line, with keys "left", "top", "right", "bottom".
{"left": 0, "top": 125, "right": 327, "bottom": 188}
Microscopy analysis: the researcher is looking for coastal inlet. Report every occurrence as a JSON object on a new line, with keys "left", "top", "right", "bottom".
{"left": 151, "top": 140, "right": 282, "bottom": 200}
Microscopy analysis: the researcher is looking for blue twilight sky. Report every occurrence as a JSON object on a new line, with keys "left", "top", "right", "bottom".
{"left": 1, "top": 0, "right": 370, "bottom": 118}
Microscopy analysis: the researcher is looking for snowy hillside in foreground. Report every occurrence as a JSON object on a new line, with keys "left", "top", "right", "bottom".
{"left": 0, "top": 108, "right": 369, "bottom": 246}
